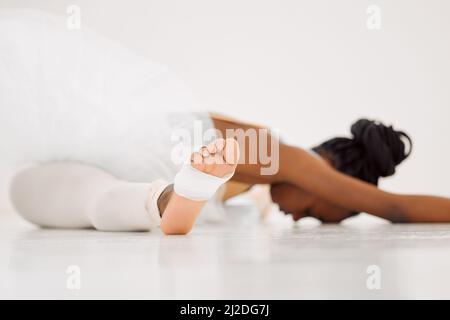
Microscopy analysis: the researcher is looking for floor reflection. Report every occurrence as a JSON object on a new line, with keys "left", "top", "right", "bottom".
{"left": 2, "top": 220, "right": 450, "bottom": 298}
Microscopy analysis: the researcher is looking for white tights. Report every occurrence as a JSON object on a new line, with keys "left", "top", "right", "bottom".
{"left": 9, "top": 163, "right": 168, "bottom": 232}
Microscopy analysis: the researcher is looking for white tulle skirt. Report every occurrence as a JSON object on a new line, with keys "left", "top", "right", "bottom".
{"left": 0, "top": 9, "right": 215, "bottom": 179}
{"left": 0, "top": 9, "right": 226, "bottom": 222}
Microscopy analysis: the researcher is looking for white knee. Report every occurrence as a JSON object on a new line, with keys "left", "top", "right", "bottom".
{"left": 9, "top": 163, "right": 103, "bottom": 228}
{"left": 9, "top": 167, "right": 46, "bottom": 226}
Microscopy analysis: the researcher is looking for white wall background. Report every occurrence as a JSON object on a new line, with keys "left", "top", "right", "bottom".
{"left": 1, "top": 0, "right": 449, "bottom": 214}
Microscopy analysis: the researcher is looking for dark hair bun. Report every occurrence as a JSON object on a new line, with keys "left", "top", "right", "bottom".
{"left": 313, "top": 118, "right": 412, "bottom": 185}
{"left": 350, "top": 119, "right": 412, "bottom": 179}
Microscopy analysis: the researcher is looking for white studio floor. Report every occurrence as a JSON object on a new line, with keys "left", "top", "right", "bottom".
{"left": 1, "top": 204, "right": 450, "bottom": 300}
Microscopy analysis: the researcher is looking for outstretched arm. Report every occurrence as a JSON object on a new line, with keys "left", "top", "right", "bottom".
{"left": 278, "top": 146, "right": 450, "bottom": 222}
{"left": 212, "top": 115, "right": 450, "bottom": 222}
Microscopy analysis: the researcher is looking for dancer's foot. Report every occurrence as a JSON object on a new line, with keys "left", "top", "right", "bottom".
{"left": 159, "top": 138, "right": 240, "bottom": 235}
{"left": 190, "top": 138, "right": 239, "bottom": 178}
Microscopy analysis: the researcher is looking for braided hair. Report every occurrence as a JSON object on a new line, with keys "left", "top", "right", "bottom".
{"left": 313, "top": 119, "right": 413, "bottom": 185}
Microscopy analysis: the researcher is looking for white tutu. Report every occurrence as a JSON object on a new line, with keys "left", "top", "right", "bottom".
{"left": 0, "top": 9, "right": 226, "bottom": 222}
{"left": 0, "top": 9, "right": 209, "bottom": 179}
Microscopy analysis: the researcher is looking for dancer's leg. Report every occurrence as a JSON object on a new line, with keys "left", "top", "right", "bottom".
{"left": 9, "top": 163, "right": 166, "bottom": 231}
{"left": 9, "top": 138, "right": 240, "bottom": 233}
